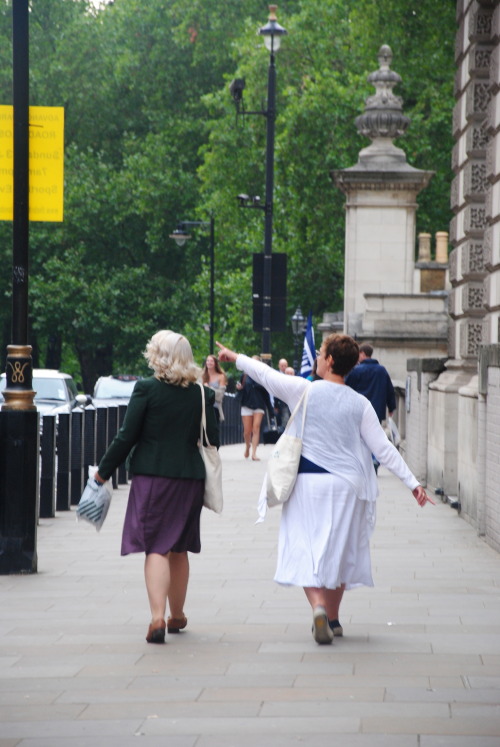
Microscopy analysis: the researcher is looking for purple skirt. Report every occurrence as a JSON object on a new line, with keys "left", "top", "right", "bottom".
{"left": 121, "top": 475, "right": 204, "bottom": 556}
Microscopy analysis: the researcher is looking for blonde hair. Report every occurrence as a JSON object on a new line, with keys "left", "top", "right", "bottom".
{"left": 144, "top": 330, "right": 201, "bottom": 387}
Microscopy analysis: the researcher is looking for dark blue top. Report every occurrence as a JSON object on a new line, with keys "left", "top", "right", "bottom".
{"left": 298, "top": 455, "right": 329, "bottom": 474}
{"left": 345, "top": 358, "right": 396, "bottom": 422}
{"left": 239, "top": 374, "right": 272, "bottom": 413}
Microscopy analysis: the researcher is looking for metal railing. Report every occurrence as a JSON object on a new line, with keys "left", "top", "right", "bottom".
{"left": 38, "top": 394, "right": 244, "bottom": 519}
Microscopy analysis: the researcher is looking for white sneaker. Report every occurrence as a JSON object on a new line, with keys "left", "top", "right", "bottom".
{"left": 312, "top": 606, "right": 334, "bottom": 645}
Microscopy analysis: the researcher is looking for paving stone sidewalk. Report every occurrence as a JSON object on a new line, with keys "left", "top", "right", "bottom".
{"left": 0, "top": 442, "right": 499, "bottom": 747}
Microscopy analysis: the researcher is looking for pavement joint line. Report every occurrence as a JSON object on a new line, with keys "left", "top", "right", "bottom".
{"left": 0, "top": 443, "right": 499, "bottom": 743}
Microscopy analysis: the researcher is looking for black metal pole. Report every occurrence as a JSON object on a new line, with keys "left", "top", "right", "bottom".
{"left": 293, "top": 338, "right": 299, "bottom": 374}
{"left": 0, "top": 0, "right": 39, "bottom": 575}
{"left": 261, "top": 50, "right": 276, "bottom": 360}
{"left": 12, "top": 0, "right": 29, "bottom": 344}
{"left": 209, "top": 216, "right": 215, "bottom": 355}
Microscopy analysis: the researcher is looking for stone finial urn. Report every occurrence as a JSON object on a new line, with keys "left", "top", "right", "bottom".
{"left": 354, "top": 45, "right": 411, "bottom": 166}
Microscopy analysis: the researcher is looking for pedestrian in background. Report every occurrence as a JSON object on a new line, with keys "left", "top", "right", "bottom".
{"left": 307, "top": 358, "right": 320, "bottom": 381}
{"left": 217, "top": 335, "right": 433, "bottom": 646}
{"left": 202, "top": 354, "right": 227, "bottom": 423}
{"left": 274, "top": 356, "right": 291, "bottom": 427}
{"left": 95, "top": 330, "right": 219, "bottom": 644}
{"left": 345, "top": 343, "right": 396, "bottom": 473}
{"left": 236, "top": 355, "right": 272, "bottom": 461}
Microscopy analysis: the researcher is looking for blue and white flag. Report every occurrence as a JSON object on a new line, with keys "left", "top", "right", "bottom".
{"left": 300, "top": 311, "right": 316, "bottom": 378}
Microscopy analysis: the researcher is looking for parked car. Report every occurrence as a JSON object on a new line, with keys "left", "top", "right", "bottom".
{"left": 0, "top": 369, "right": 88, "bottom": 415}
{"left": 0, "top": 370, "right": 89, "bottom": 437}
{"left": 92, "top": 375, "right": 140, "bottom": 407}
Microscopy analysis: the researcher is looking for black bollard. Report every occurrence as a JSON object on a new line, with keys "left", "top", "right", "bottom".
{"left": 0, "top": 409, "right": 39, "bottom": 573}
{"left": 95, "top": 407, "right": 108, "bottom": 464}
{"left": 56, "top": 413, "right": 71, "bottom": 511}
{"left": 83, "top": 407, "right": 96, "bottom": 483}
{"left": 39, "top": 414, "right": 56, "bottom": 518}
{"left": 70, "top": 410, "right": 84, "bottom": 506}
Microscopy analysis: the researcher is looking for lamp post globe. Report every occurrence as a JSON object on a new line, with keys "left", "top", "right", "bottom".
{"left": 259, "top": 5, "right": 287, "bottom": 54}
{"left": 169, "top": 225, "right": 191, "bottom": 247}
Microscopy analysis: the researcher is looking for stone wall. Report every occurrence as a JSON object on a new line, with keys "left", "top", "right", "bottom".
{"left": 478, "top": 344, "right": 500, "bottom": 552}
{"left": 457, "top": 375, "right": 479, "bottom": 521}
{"left": 449, "top": 0, "right": 492, "bottom": 360}
{"left": 427, "top": 365, "right": 472, "bottom": 495}
{"left": 484, "top": 4, "right": 500, "bottom": 345}
{"left": 362, "top": 294, "right": 448, "bottom": 382}
{"left": 404, "top": 359, "right": 447, "bottom": 485}
{"left": 423, "top": 0, "right": 499, "bottom": 530}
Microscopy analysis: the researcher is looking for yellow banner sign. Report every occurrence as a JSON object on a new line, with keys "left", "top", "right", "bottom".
{"left": 0, "top": 105, "right": 64, "bottom": 222}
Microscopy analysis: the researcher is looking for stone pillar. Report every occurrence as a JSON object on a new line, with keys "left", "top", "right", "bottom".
{"left": 435, "top": 231, "right": 449, "bottom": 263}
{"left": 332, "top": 46, "right": 433, "bottom": 338}
{"left": 418, "top": 233, "right": 432, "bottom": 262}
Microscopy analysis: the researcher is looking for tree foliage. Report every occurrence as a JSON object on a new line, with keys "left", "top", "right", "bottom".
{"left": 0, "top": 0, "right": 456, "bottom": 386}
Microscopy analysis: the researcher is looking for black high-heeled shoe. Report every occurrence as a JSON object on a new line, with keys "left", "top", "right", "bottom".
{"left": 146, "top": 619, "right": 166, "bottom": 643}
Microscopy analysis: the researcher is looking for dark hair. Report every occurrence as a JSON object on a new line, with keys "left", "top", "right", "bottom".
{"left": 359, "top": 343, "right": 373, "bottom": 357}
{"left": 323, "top": 334, "right": 360, "bottom": 377}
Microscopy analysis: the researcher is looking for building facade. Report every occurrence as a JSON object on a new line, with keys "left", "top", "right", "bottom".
{"left": 406, "top": 0, "right": 500, "bottom": 551}
{"left": 328, "top": 1, "right": 500, "bottom": 552}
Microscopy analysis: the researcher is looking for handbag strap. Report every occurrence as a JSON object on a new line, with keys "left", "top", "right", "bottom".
{"left": 198, "top": 382, "right": 214, "bottom": 447}
{"left": 282, "top": 385, "right": 310, "bottom": 438}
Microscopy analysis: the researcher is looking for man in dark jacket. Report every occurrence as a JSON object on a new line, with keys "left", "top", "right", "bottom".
{"left": 345, "top": 343, "right": 396, "bottom": 472}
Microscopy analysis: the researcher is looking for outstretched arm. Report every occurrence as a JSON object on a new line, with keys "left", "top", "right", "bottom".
{"left": 360, "top": 400, "right": 435, "bottom": 507}
{"left": 216, "top": 341, "right": 308, "bottom": 408}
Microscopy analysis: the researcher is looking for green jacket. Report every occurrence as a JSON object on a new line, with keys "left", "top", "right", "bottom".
{"left": 98, "top": 377, "right": 219, "bottom": 481}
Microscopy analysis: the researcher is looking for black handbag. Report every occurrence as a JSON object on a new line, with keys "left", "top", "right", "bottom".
{"left": 263, "top": 412, "right": 284, "bottom": 444}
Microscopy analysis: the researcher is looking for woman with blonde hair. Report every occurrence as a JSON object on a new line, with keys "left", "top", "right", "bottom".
{"left": 95, "top": 330, "right": 219, "bottom": 644}
{"left": 201, "top": 354, "right": 227, "bottom": 423}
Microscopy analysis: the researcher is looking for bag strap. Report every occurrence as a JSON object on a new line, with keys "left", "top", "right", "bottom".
{"left": 282, "top": 384, "right": 310, "bottom": 438}
{"left": 198, "top": 382, "right": 214, "bottom": 448}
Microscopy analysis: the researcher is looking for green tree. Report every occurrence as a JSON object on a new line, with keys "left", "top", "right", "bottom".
{"left": 196, "top": 0, "right": 456, "bottom": 360}
{"left": 0, "top": 0, "right": 457, "bottom": 383}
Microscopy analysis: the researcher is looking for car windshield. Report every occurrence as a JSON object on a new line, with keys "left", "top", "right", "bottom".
{"left": 33, "top": 377, "right": 70, "bottom": 402}
{"left": 94, "top": 378, "right": 138, "bottom": 398}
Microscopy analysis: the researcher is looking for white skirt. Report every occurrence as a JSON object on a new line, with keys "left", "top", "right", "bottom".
{"left": 274, "top": 472, "right": 375, "bottom": 590}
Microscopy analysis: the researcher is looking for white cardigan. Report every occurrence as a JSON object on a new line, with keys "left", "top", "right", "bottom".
{"left": 236, "top": 355, "right": 419, "bottom": 508}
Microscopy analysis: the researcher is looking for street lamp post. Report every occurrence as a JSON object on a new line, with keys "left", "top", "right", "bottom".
{"left": 291, "top": 306, "right": 305, "bottom": 374}
{"left": 0, "top": 0, "right": 39, "bottom": 574}
{"left": 170, "top": 215, "right": 215, "bottom": 355}
{"left": 258, "top": 5, "right": 287, "bottom": 361}
{"left": 233, "top": 6, "right": 287, "bottom": 362}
